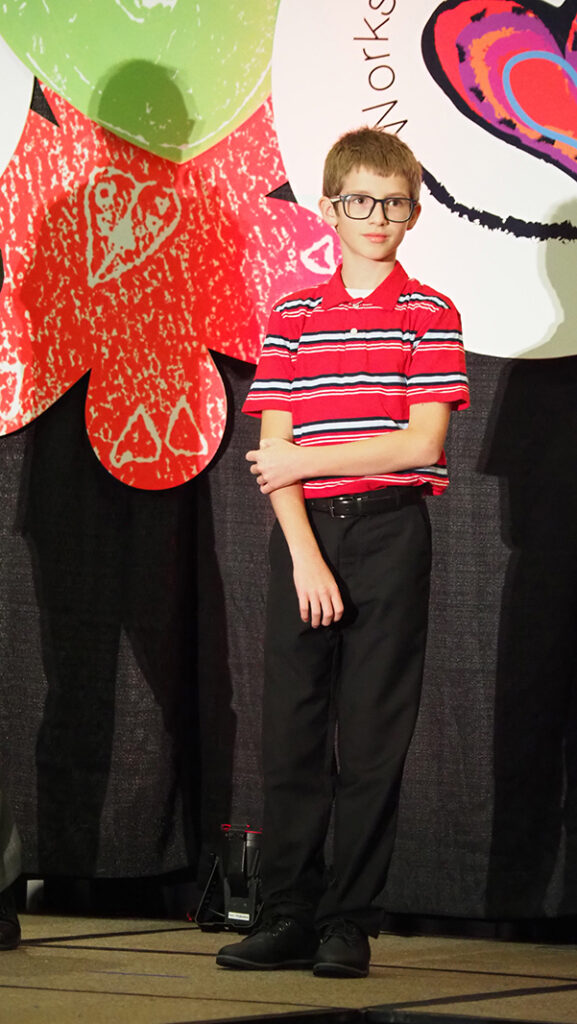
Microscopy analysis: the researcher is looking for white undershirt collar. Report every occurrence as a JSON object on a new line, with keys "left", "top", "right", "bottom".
{"left": 345, "top": 287, "right": 372, "bottom": 299}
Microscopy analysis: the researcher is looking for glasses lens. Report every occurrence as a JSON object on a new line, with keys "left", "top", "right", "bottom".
{"left": 384, "top": 198, "right": 414, "bottom": 222}
{"left": 343, "top": 195, "right": 375, "bottom": 219}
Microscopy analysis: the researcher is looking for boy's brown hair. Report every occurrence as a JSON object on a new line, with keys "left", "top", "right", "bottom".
{"left": 322, "top": 127, "right": 422, "bottom": 201}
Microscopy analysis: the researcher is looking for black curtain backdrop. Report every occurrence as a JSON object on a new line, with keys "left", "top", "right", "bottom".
{"left": 0, "top": 348, "right": 575, "bottom": 922}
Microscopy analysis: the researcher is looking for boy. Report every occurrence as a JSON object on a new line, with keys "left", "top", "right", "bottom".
{"left": 216, "top": 128, "right": 469, "bottom": 977}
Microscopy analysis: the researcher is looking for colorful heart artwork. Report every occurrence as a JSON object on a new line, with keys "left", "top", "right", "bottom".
{"left": 422, "top": 0, "right": 577, "bottom": 182}
{"left": 0, "top": 0, "right": 279, "bottom": 161}
{"left": 272, "top": 0, "right": 577, "bottom": 359}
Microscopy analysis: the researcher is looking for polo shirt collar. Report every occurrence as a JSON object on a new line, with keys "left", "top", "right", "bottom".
{"left": 320, "top": 261, "right": 409, "bottom": 310}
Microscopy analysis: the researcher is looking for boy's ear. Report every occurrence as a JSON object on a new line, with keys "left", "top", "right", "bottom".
{"left": 407, "top": 202, "right": 422, "bottom": 230}
{"left": 319, "top": 195, "right": 339, "bottom": 228}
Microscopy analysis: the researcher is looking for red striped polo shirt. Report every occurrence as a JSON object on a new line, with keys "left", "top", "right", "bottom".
{"left": 242, "top": 261, "right": 469, "bottom": 498}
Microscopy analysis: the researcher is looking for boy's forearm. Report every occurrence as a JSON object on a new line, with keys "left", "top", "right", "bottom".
{"left": 266, "top": 478, "right": 344, "bottom": 628}
{"left": 255, "top": 411, "right": 343, "bottom": 627}
{"left": 302, "top": 403, "right": 450, "bottom": 478}
{"left": 298, "top": 430, "right": 438, "bottom": 479}
{"left": 257, "top": 409, "right": 325, "bottom": 560}
{"left": 268, "top": 483, "right": 320, "bottom": 559}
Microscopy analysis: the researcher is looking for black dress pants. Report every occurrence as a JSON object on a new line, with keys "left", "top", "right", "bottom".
{"left": 260, "top": 498, "right": 432, "bottom": 936}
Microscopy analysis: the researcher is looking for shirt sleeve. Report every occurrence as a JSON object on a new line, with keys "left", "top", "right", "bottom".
{"left": 407, "top": 301, "right": 470, "bottom": 411}
{"left": 241, "top": 304, "right": 296, "bottom": 418}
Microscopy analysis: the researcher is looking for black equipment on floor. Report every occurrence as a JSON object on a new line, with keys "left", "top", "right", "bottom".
{"left": 195, "top": 823, "right": 262, "bottom": 931}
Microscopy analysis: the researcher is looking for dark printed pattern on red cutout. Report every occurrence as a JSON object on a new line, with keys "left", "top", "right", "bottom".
{"left": 423, "top": 1, "right": 577, "bottom": 181}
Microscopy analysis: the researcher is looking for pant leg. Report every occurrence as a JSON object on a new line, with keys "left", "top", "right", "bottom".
{"left": 260, "top": 519, "right": 340, "bottom": 923}
{"left": 260, "top": 501, "right": 431, "bottom": 932}
{"left": 315, "top": 500, "right": 432, "bottom": 935}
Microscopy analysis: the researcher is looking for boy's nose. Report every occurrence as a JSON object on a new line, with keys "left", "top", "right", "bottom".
{"left": 369, "top": 200, "right": 387, "bottom": 224}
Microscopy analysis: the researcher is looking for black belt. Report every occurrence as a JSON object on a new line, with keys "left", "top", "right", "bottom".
{"left": 306, "top": 486, "right": 425, "bottom": 518}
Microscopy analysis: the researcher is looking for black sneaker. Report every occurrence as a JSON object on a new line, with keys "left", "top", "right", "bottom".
{"left": 313, "top": 919, "right": 370, "bottom": 978}
{"left": 0, "top": 888, "right": 21, "bottom": 951}
{"left": 216, "top": 914, "right": 318, "bottom": 970}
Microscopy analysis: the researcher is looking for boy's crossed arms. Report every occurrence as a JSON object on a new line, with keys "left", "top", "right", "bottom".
{"left": 246, "top": 403, "right": 451, "bottom": 494}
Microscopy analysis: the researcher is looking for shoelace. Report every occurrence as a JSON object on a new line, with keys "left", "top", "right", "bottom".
{"left": 320, "top": 919, "right": 362, "bottom": 944}
{"left": 250, "top": 913, "right": 293, "bottom": 935}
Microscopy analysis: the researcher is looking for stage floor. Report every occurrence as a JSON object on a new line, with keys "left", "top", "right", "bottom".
{"left": 1, "top": 915, "right": 576, "bottom": 1024}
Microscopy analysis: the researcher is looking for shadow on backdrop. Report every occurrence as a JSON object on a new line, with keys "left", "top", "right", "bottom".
{"left": 90, "top": 59, "right": 197, "bottom": 161}
{"left": 12, "top": 94, "right": 256, "bottom": 892}
{"left": 482, "top": 199, "right": 577, "bottom": 918}
{"left": 20, "top": 374, "right": 201, "bottom": 882}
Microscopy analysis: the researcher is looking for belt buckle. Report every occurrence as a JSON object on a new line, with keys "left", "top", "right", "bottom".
{"left": 330, "top": 495, "right": 356, "bottom": 518}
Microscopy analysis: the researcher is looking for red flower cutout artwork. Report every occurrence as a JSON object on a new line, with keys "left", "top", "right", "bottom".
{"left": 0, "top": 88, "right": 337, "bottom": 488}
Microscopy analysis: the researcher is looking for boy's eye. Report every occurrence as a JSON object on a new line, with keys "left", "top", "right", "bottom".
{"left": 350, "top": 194, "right": 371, "bottom": 208}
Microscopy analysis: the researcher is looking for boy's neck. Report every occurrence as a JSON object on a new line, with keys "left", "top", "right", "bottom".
{"left": 340, "top": 256, "right": 397, "bottom": 293}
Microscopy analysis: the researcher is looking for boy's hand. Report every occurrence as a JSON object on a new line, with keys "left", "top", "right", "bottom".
{"left": 246, "top": 437, "right": 303, "bottom": 493}
{"left": 292, "top": 551, "right": 344, "bottom": 628}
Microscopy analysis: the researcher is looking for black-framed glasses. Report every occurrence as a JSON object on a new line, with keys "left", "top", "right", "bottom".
{"left": 330, "top": 193, "right": 416, "bottom": 222}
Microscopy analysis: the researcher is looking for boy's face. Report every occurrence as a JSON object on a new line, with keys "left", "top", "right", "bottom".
{"left": 319, "top": 166, "right": 420, "bottom": 271}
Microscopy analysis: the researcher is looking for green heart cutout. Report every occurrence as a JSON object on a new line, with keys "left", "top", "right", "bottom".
{"left": 0, "top": 0, "right": 279, "bottom": 161}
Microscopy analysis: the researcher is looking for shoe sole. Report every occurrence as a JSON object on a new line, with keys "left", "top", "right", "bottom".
{"left": 216, "top": 954, "right": 314, "bottom": 970}
{"left": 313, "top": 961, "right": 368, "bottom": 978}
